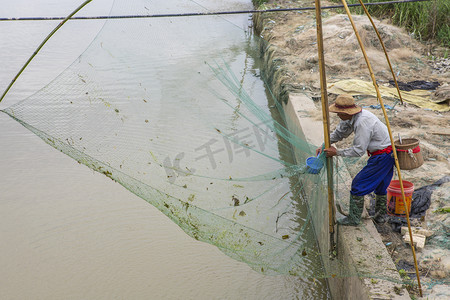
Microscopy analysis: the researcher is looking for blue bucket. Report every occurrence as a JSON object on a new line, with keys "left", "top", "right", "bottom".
{"left": 306, "top": 156, "right": 324, "bottom": 174}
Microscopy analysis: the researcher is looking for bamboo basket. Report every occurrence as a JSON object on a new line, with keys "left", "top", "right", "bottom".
{"left": 394, "top": 138, "right": 424, "bottom": 170}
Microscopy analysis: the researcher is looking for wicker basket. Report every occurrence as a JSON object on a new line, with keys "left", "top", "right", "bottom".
{"left": 394, "top": 138, "right": 424, "bottom": 170}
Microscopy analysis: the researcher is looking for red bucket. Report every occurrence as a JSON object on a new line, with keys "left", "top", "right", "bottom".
{"left": 387, "top": 180, "right": 414, "bottom": 217}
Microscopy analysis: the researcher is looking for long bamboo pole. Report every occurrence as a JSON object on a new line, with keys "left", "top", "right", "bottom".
{"left": 0, "top": 0, "right": 93, "bottom": 104}
{"left": 356, "top": 0, "right": 404, "bottom": 104}
{"left": 314, "top": 0, "right": 336, "bottom": 242}
{"left": 340, "top": 0, "right": 422, "bottom": 296}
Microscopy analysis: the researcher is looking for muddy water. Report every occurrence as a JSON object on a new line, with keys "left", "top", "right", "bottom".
{"left": 0, "top": 1, "right": 330, "bottom": 299}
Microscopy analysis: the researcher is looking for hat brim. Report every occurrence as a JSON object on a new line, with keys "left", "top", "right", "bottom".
{"left": 328, "top": 104, "right": 362, "bottom": 115}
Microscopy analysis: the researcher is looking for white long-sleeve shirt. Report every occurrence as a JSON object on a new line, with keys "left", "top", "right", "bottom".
{"left": 330, "top": 110, "right": 391, "bottom": 157}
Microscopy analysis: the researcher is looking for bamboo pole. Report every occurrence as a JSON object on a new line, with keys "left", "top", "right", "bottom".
{"left": 340, "top": 0, "right": 422, "bottom": 296}
{"left": 314, "top": 0, "right": 336, "bottom": 242}
{"left": 0, "top": 0, "right": 93, "bottom": 104}
{"left": 356, "top": 0, "right": 404, "bottom": 104}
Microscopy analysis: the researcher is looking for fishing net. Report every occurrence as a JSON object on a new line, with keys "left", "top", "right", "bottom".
{"left": 2, "top": 0, "right": 444, "bottom": 292}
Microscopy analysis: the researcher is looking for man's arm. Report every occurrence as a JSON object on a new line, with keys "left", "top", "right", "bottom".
{"left": 336, "top": 121, "right": 372, "bottom": 157}
{"left": 330, "top": 120, "right": 353, "bottom": 144}
{"left": 317, "top": 121, "right": 354, "bottom": 156}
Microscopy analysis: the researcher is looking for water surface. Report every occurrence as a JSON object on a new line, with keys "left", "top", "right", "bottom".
{"left": 0, "top": 1, "right": 330, "bottom": 298}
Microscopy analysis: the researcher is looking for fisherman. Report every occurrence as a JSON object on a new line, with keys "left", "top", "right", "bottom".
{"left": 316, "top": 94, "right": 394, "bottom": 226}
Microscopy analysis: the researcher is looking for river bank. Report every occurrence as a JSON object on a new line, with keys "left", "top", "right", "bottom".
{"left": 252, "top": 0, "right": 449, "bottom": 298}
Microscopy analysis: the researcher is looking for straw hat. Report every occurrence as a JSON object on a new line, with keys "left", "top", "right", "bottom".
{"left": 329, "top": 94, "right": 362, "bottom": 115}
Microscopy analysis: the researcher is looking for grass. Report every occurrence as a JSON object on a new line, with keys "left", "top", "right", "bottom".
{"left": 253, "top": 0, "right": 269, "bottom": 8}
{"left": 332, "top": 0, "right": 450, "bottom": 47}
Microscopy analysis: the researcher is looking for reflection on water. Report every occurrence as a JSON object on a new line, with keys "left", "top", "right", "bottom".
{"left": 0, "top": 1, "right": 330, "bottom": 298}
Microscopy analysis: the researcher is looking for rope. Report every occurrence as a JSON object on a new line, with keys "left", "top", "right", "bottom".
{"left": 397, "top": 146, "right": 420, "bottom": 153}
{"left": 0, "top": 0, "right": 431, "bottom": 22}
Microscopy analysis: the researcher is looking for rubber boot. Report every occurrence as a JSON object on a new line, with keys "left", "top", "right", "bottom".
{"left": 337, "top": 195, "right": 364, "bottom": 226}
{"left": 373, "top": 194, "right": 387, "bottom": 224}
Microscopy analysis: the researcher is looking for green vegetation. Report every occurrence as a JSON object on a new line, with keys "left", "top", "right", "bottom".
{"left": 253, "top": 0, "right": 268, "bottom": 8}
{"left": 433, "top": 207, "right": 450, "bottom": 214}
{"left": 333, "top": 0, "right": 450, "bottom": 47}
{"left": 398, "top": 268, "right": 411, "bottom": 280}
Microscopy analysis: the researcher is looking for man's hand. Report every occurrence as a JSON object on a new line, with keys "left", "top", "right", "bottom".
{"left": 315, "top": 147, "right": 322, "bottom": 156}
{"left": 324, "top": 146, "right": 337, "bottom": 157}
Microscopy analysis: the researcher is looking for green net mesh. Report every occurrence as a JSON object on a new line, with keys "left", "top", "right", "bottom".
{"left": 3, "top": 0, "right": 445, "bottom": 291}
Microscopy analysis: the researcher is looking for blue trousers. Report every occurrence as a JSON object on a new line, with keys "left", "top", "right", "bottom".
{"left": 351, "top": 152, "right": 395, "bottom": 196}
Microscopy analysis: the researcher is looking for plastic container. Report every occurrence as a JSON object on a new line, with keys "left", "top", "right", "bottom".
{"left": 387, "top": 180, "right": 414, "bottom": 217}
{"left": 305, "top": 156, "right": 324, "bottom": 174}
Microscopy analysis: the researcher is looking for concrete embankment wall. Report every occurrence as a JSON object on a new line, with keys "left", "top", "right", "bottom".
{"left": 252, "top": 11, "right": 410, "bottom": 300}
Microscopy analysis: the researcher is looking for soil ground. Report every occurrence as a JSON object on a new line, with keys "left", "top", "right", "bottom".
{"left": 254, "top": 0, "right": 449, "bottom": 298}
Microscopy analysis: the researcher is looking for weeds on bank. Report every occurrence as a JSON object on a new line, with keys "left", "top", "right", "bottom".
{"left": 332, "top": 0, "right": 450, "bottom": 47}
{"left": 399, "top": 269, "right": 421, "bottom": 298}
{"left": 253, "top": 0, "right": 269, "bottom": 7}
